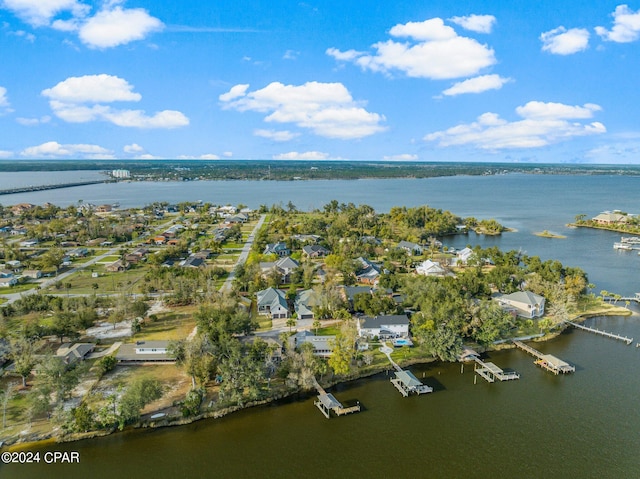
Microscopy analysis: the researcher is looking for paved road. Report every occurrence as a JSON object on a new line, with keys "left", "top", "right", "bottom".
{"left": 220, "top": 214, "right": 266, "bottom": 292}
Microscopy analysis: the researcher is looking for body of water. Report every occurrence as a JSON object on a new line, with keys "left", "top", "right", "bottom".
{"left": 1, "top": 172, "right": 639, "bottom": 478}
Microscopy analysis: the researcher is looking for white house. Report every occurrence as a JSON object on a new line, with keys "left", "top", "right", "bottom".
{"left": 415, "top": 259, "right": 445, "bottom": 276}
{"left": 292, "top": 331, "right": 335, "bottom": 358}
{"left": 357, "top": 314, "right": 410, "bottom": 339}
{"left": 496, "top": 291, "right": 545, "bottom": 318}
{"left": 456, "top": 247, "right": 475, "bottom": 264}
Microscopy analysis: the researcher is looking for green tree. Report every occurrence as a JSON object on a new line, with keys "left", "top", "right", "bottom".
{"left": 10, "top": 337, "right": 38, "bottom": 387}
{"left": 117, "top": 378, "right": 163, "bottom": 430}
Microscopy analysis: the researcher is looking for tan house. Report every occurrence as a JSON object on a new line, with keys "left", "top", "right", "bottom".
{"left": 105, "top": 259, "right": 130, "bottom": 272}
{"left": 592, "top": 212, "right": 629, "bottom": 225}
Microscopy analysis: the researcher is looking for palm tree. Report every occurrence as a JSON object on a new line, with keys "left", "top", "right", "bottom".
{"left": 286, "top": 317, "right": 297, "bottom": 333}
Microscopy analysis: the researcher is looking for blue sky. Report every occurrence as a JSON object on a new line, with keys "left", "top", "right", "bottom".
{"left": 1, "top": 1, "right": 640, "bottom": 163}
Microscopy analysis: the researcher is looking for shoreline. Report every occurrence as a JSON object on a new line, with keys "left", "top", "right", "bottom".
{"left": 4, "top": 304, "right": 632, "bottom": 451}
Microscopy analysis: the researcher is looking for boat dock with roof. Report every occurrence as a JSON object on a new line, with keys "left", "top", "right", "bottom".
{"left": 312, "top": 378, "right": 361, "bottom": 419}
{"left": 473, "top": 356, "right": 520, "bottom": 382}
{"left": 513, "top": 340, "right": 575, "bottom": 374}
{"left": 380, "top": 343, "right": 433, "bottom": 396}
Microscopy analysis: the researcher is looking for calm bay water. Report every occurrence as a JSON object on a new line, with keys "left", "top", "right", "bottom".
{"left": 1, "top": 172, "right": 640, "bottom": 478}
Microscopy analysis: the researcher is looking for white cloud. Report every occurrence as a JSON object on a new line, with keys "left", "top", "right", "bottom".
{"left": 9, "top": 29, "right": 36, "bottom": 41}
{"left": 78, "top": 4, "right": 163, "bottom": 49}
{"left": 596, "top": 5, "right": 640, "bottom": 43}
{"left": 541, "top": 27, "right": 589, "bottom": 54}
{"left": 223, "top": 151, "right": 233, "bottom": 157}
{"left": 42, "top": 74, "right": 141, "bottom": 103}
{"left": 449, "top": 14, "right": 496, "bottom": 34}
{"left": 515, "top": 101, "right": 601, "bottom": 119}
{"left": 441, "top": 74, "right": 511, "bottom": 96}
{"left": 2, "top": 0, "right": 89, "bottom": 27}
{"left": 273, "top": 151, "right": 330, "bottom": 160}
{"left": 2, "top": 0, "right": 162, "bottom": 48}
{"left": 585, "top": 138, "right": 640, "bottom": 163}
{"left": 424, "top": 101, "right": 606, "bottom": 150}
{"left": 283, "top": 49, "right": 299, "bottom": 60}
{"left": 0, "top": 150, "right": 13, "bottom": 158}
{"left": 123, "top": 143, "right": 144, "bottom": 153}
{"left": 383, "top": 154, "right": 418, "bottom": 161}
{"left": 21, "top": 141, "right": 114, "bottom": 158}
{"left": 16, "top": 115, "right": 51, "bottom": 126}
{"left": 254, "top": 129, "right": 300, "bottom": 142}
{"left": 42, "top": 74, "right": 189, "bottom": 129}
{"left": 0, "top": 86, "right": 11, "bottom": 113}
{"left": 327, "top": 17, "right": 496, "bottom": 79}
{"left": 220, "top": 81, "right": 386, "bottom": 139}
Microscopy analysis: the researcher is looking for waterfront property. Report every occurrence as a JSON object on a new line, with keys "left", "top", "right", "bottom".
{"left": 513, "top": 340, "right": 575, "bottom": 374}
{"left": 313, "top": 379, "right": 361, "bottom": 418}
{"left": 391, "top": 370, "right": 433, "bottom": 396}
{"left": 473, "top": 356, "right": 520, "bottom": 383}
{"left": 357, "top": 314, "right": 410, "bottom": 339}
{"left": 495, "top": 291, "right": 545, "bottom": 318}
{"left": 565, "top": 320, "right": 633, "bottom": 345}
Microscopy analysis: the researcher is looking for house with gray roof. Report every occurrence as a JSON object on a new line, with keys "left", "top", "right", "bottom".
{"left": 495, "top": 291, "right": 545, "bottom": 318}
{"left": 256, "top": 287, "right": 290, "bottom": 319}
{"left": 116, "top": 340, "right": 175, "bottom": 363}
{"left": 355, "top": 257, "right": 381, "bottom": 284}
{"left": 357, "top": 314, "right": 410, "bottom": 339}
{"left": 264, "top": 242, "right": 290, "bottom": 257}
{"left": 302, "top": 244, "right": 330, "bottom": 258}
{"left": 295, "top": 289, "right": 323, "bottom": 319}
{"left": 292, "top": 331, "right": 335, "bottom": 358}
{"left": 56, "top": 343, "right": 95, "bottom": 365}
{"left": 397, "top": 241, "right": 424, "bottom": 255}
{"left": 260, "top": 256, "right": 299, "bottom": 283}
{"left": 415, "top": 259, "right": 445, "bottom": 276}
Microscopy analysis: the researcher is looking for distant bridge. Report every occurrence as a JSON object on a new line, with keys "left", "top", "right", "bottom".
{"left": 0, "top": 179, "right": 111, "bottom": 196}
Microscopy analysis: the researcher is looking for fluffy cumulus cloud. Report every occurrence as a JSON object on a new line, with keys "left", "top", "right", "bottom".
{"left": 596, "top": 5, "right": 640, "bottom": 43}
{"left": 123, "top": 143, "right": 144, "bottom": 153}
{"left": 0, "top": 150, "right": 13, "bottom": 158}
{"left": 424, "top": 101, "right": 606, "bottom": 150}
{"left": 254, "top": 129, "right": 300, "bottom": 142}
{"left": 77, "top": 4, "right": 163, "bottom": 49}
{"left": 220, "top": 81, "right": 386, "bottom": 139}
{"left": 448, "top": 14, "right": 496, "bottom": 33}
{"left": 2, "top": 0, "right": 162, "bottom": 48}
{"left": 1, "top": 0, "right": 88, "bottom": 27}
{"left": 0, "top": 86, "right": 12, "bottom": 113}
{"left": 21, "top": 140, "right": 114, "bottom": 158}
{"left": 42, "top": 74, "right": 189, "bottom": 128}
{"left": 16, "top": 115, "right": 51, "bottom": 126}
{"left": 441, "top": 74, "right": 511, "bottom": 96}
{"left": 540, "top": 27, "right": 590, "bottom": 54}
{"left": 272, "top": 151, "right": 330, "bottom": 160}
{"left": 327, "top": 17, "right": 496, "bottom": 79}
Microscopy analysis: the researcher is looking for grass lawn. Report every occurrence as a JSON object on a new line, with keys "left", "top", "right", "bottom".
{"left": 96, "top": 255, "right": 121, "bottom": 263}
{"left": 135, "top": 306, "right": 197, "bottom": 340}
{"left": 315, "top": 326, "right": 341, "bottom": 336}
{"left": 45, "top": 268, "right": 148, "bottom": 295}
{"left": 222, "top": 243, "right": 244, "bottom": 249}
{"left": 0, "top": 283, "right": 39, "bottom": 294}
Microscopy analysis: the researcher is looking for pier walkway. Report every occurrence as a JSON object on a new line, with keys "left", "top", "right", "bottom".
{"left": 312, "top": 378, "right": 360, "bottom": 418}
{"left": 380, "top": 343, "right": 432, "bottom": 396}
{"left": 473, "top": 356, "right": 520, "bottom": 383}
{"left": 565, "top": 321, "right": 633, "bottom": 345}
{"left": 513, "top": 340, "right": 575, "bottom": 374}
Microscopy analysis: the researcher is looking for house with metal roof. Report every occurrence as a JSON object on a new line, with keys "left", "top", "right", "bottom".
{"left": 295, "top": 289, "right": 323, "bottom": 319}
{"left": 256, "top": 287, "right": 290, "bottom": 319}
{"left": 415, "top": 259, "right": 445, "bottom": 276}
{"left": 56, "top": 343, "right": 95, "bottom": 365}
{"left": 495, "top": 291, "right": 545, "bottom": 318}
{"left": 357, "top": 314, "right": 410, "bottom": 339}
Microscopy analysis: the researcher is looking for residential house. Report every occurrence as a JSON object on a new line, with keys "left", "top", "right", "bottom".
{"left": 224, "top": 213, "right": 249, "bottom": 224}
{"left": 95, "top": 204, "right": 113, "bottom": 213}
{"left": 264, "top": 242, "right": 290, "bottom": 257}
{"left": 415, "top": 259, "right": 445, "bottom": 276}
{"left": 180, "top": 255, "right": 206, "bottom": 268}
{"left": 495, "top": 291, "right": 545, "bottom": 318}
{"left": 592, "top": 211, "right": 630, "bottom": 225}
{"left": 357, "top": 314, "right": 410, "bottom": 339}
{"left": 10, "top": 226, "right": 28, "bottom": 236}
{"left": 355, "top": 257, "right": 381, "bottom": 284}
{"left": 295, "top": 289, "right": 323, "bottom": 319}
{"left": 116, "top": 340, "right": 175, "bottom": 363}
{"left": 10, "top": 203, "right": 35, "bottom": 215}
{"left": 19, "top": 238, "right": 38, "bottom": 247}
{"left": 21, "top": 269, "right": 42, "bottom": 280}
{"left": 105, "top": 259, "right": 130, "bottom": 272}
{"left": 340, "top": 285, "right": 373, "bottom": 304}
{"left": 56, "top": 343, "right": 95, "bottom": 365}
{"left": 68, "top": 247, "right": 89, "bottom": 258}
{"left": 359, "top": 235, "right": 381, "bottom": 245}
{"left": 292, "top": 331, "right": 335, "bottom": 358}
{"left": 260, "top": 256, "right": 299, "bottom": 283}
{"left": 0, "top": 276, "right": 17, "bottom": 287}
{"left": 397, "top": 241, "right": 424, "bottom": 255}
{"left": 302, "top": 244, "right": 330, "bottom": 258}
{"left": 292, "top": 234, "right": 322, "bottom": 243}
{"left": 455, "top": 247, "right": 475, "bottom": 265}
{"left": 256, "top": 287, "right": 290, "bottom": 319}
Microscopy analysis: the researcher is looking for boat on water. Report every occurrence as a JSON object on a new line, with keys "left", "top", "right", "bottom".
{"left": 614, "top": 242, "right": 633, "bottom": 250}
{"left": 620, "top": 236, "right": 640, "bottom": 244}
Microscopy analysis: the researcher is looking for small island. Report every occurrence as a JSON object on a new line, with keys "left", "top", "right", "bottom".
{"left": 534, "top": 230, "right": 567, "bottom": 239}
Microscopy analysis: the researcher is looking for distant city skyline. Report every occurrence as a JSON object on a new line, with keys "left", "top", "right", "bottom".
{"left": 1, "top": 1, "right": 639, "bottom": 163}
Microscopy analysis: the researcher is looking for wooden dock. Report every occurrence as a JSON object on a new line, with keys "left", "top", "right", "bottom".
{"left": 473, "top": 356, "right": 519, "bottom": 383}
{"left": 513, "top": 340, "right": 575, "bottom": 374}
{"left": 312, "top": 378, "right": 361, "bottom": 419}
{"left": 565, "top": 320, "right": 633, "bottom": 345}
{"left": 380, "top": 343, "right": 432, "bottom": 396}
